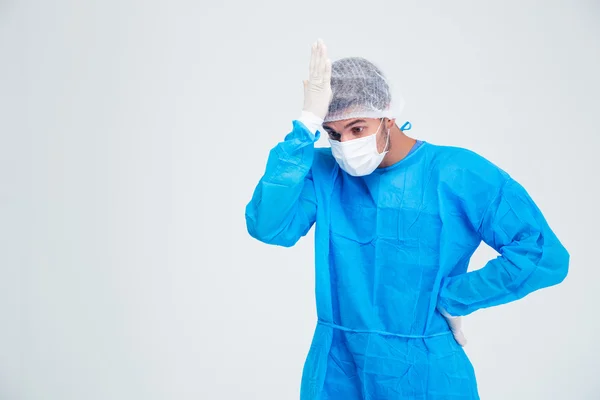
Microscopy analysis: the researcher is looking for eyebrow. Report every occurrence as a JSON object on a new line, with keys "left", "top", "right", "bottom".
{"left": 343, "top": 119, "right": 367, "bottom": 129}
{"left": 323, "top": 119, "right": 368, "bottom": 134}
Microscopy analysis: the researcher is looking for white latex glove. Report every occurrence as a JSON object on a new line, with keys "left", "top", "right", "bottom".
{"left": 439, "top": 307, "right": 468, "bottom": 347}
{"left": 302, "top": 39, "right": 333, "bottom": 121}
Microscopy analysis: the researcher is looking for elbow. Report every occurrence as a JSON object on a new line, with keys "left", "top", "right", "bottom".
{"left": 245, "top": 214, "right": 269, "bottom": 243}
{"left": 245, "top": 214, "right": 298, "bottom": 248}
{"left": 268, "top": 236, "right": 299, "bottom": 248}
{"left": 536, "top": 242, "right": 570, "bottom": 288}
{"left": 550, "top": 244, "right": 570, "bottom": 285}
{"left": 244, "top": 205, "right": 271, "bottom": 244}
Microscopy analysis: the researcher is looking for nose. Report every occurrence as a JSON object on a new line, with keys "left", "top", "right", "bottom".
{"left": 339, "top": 134, "right": 354, "bottom": 143}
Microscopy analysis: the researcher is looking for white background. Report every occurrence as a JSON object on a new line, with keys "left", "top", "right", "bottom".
{"left": 1, "top": 0, "right": 599, "bottom": 399}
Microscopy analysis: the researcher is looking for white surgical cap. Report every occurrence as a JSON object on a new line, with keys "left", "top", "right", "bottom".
{"left": 324, "top": 57, "right": 402, "bottom": 123}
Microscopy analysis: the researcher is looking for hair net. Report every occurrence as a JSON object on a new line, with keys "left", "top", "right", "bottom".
{"left": 324, "top": 57, "right": 401, "bottom": 123}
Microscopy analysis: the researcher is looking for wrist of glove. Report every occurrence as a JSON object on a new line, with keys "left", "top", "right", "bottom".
{"left": 303, "top": 82, "right": 332, "bottom": 120}
{"left": 299, "top": 111, "right": 324, "bottom": 136}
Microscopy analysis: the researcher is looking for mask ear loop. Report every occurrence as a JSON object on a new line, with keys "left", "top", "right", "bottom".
{"left": 380, "top": 118, "right": 391, "bottom": 154}
{"left": 383, "top": 119, "right": 411, "bottom": 153}
{"left": 382, "top": 120, "right": 410, "bottom": 153}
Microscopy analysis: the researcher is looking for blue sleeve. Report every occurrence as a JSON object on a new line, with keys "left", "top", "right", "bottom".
{"left": 245, "top": 120, "right": 319, "bottom": 247}
{"left": 437, "top": 152, "right": 570, "bottom": 316}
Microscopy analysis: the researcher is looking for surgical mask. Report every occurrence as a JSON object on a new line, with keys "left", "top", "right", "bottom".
{"left": 328, "top": 119, "right": 389, "bottom": 177}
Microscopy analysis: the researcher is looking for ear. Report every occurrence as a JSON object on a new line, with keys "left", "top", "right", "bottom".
{"left": 386, "top": 118, "right": 396, "bottom": 130}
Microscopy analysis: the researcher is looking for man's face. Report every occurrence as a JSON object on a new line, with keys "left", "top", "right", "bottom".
{"left": 323, "top": 118, "right": 391, "bottom": 153}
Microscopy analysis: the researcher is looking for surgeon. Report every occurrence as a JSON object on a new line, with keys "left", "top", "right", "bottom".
{"left": 245, "top": 39, "right": 569, "bottom": 399}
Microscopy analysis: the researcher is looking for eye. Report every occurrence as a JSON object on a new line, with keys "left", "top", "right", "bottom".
{"left": 351, "top": 127, "right": 365, "bottom": 135}
{"left": 328, "top": 131, "right": 341, "bottom": 140}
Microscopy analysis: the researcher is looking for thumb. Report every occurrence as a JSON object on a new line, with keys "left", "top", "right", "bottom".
{"left": 453, "top": 330, "right": 468, "bottom": 347}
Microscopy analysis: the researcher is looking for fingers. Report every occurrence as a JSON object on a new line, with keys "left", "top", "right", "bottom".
{"left": 309, "top": 39, "right": 330, "bottom": 81}
{"left": 319, "top": 41, "right": 328, "bottom": 77}
{"left": 310, "top": 42, "right": 317, "bottom": 78}
{"left": 453, "top": 330, "right": 468, "bottom": 347}
{"left": 314, "top": 40, "right": 322, "bottom": 79}
{"left": 324, "top": 59, "right": 332, "bottom": 83}
{"left": 447, "top": 318, "right": 467, "bottom": 347}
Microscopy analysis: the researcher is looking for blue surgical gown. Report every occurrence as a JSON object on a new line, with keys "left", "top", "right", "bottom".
{"left": 245, "top": 121, "right": 569, "bottom": 399}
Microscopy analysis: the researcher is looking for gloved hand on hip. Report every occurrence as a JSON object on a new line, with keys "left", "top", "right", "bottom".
{"left": 439, "top": 307, "right": 468, "bottom": 347}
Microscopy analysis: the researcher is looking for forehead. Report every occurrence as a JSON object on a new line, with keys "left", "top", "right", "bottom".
{"left": 323, "top": 118, "right": 379, "bottom": 131}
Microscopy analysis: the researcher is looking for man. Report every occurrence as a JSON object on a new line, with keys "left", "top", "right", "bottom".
{"left": 245, "top": 39, "right": 569, "bottom": 399}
